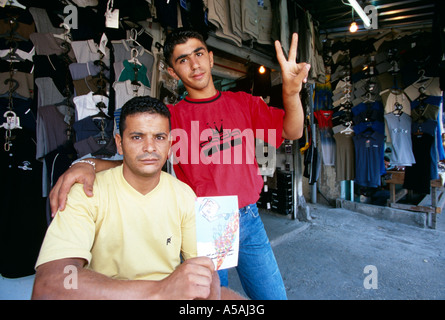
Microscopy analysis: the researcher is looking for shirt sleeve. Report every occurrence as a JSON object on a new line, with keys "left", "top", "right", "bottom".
{"left": 249, "top": 93, "right": 285, "bottom": 148}
{"left": 35, "top": 184, "right": 97, "bottom": 269}
{"left": 179, "top": 184, "right": 198, "bottom": 261}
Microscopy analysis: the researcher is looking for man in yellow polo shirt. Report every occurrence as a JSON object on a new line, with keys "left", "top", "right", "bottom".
{"left": 32, "top": 96, "right": 234, "bottom": 300}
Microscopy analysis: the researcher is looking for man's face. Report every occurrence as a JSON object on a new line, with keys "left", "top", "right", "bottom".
{"left": 116, "top": 112, "right": 171, "bottom": 187}
{"left": 167, "top": 38, "right": 214, "bottom": 93}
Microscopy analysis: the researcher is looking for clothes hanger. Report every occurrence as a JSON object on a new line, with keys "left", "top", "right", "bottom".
{"left": 340, "top": 121, "right": 354, "bottom": 134}
{"left": 53, "top": 23, "right": 72, "bottom": 43}
{"left": 0, "top": 17, "right": 28, "bottom": 42}
{"left": 126, "top": 28, "right": 144, "bottom": 48}
{"left": 92, "top": 137, "right": 116, "bottom": 157}
{"left": 127, "top": 47, "right": 142, "bottom": 66}
{"left": 362, "top": 92, "right": 375, "bottom": 103}
{"left": 413, "top": 69, "right": 431, "bottom": 86}
{"left": 392, "top": 102, "right": 403, "bottom": 116}
{"left": 91, "top": 105, "right": 111, "bottom": 120}
{"left": 4, "top": 0, "right": 26, "bottom": 9}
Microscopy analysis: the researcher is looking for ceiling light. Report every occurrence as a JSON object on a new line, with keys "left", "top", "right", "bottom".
{"left": 258, "top": 65, "right": 266, "bottom": 74}
{"left": 349, "top": 21, "right": 358, "bottom": 33}
{"left": 347, "top": 0, "right": 371, "bottom": 28}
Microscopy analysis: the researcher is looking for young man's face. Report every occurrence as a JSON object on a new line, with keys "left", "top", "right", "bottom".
{"left": 116, "top": 112, "right": 171, "bottom": 187}
{"left": 167, "top": 38, "right": 214, "bottom": 94}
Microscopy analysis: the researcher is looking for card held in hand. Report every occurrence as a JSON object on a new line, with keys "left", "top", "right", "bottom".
{"left": 195, "top": 196, "right": 239, "bottom": 270}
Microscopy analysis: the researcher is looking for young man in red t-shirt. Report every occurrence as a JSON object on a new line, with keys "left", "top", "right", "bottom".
{"left": 50, "top": 29, "right": 310, "bottom": 300}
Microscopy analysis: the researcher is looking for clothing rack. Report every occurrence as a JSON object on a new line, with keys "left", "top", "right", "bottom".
{"left": 0, "top": 17, "right": 24, "bottom": 151}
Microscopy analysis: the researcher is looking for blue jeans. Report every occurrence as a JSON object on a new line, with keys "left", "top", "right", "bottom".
{"left": 218, "top": 203, "right": 287, "bottom": 300}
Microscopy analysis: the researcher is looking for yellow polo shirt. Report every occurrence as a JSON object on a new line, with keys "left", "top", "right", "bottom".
{"left": 36, "top": 165, "right": 197, "bottom": 280}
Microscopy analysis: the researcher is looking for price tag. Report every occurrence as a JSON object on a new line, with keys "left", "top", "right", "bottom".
{"left": 105, "top": 8, "right": 119, "bottom": 29}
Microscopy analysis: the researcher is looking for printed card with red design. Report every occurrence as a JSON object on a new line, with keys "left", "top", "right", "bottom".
{"left": 195, "top": 196, "right": 239, "bottom": 270}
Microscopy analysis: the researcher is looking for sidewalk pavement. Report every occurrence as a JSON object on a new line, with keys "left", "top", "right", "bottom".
{"left": 228, "top": 202, "right": 445, "bottom": 300}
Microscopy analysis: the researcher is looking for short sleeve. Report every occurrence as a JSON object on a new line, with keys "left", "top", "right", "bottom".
{"left": 249, "top": 94, "right": 285, "bottom": 148}
{"left": 35, "top": 184, "right": 97, "bottom": 269}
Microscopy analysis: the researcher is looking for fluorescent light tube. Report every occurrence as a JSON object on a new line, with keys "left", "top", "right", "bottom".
{"left": 348, "top": 0, "right": 371, "bottom": 28}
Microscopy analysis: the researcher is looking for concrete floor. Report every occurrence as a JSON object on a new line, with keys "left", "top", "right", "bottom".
{"left": 228, "top": 203, "right": 445, "bottom": 299}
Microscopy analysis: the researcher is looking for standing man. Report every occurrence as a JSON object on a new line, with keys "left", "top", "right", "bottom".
{"left": 50, "top": 29, "right": 310, "bottom": 300}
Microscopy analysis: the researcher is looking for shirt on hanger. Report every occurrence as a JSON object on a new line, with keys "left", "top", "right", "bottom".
{"left": 69, "top": 61, "right": 111, "bottom": 81}
{"left": 0, "top": 71, "right": 34, "bottom": 99}
{"left": 112, "top": 41, "right": 154, "bottom": 82}
{"left": 404, "top": 77, "right": 441, "bottom": 101}
{"left": 71, "top": 40, "right": 110, "bottom": 65}
{"left": 73, "top": 91, "right": 109, "bottom": 121}
{"left": 113, "top": 80, "right": 151, "bottom": 109}
{"left": 118, "top": 60, "right": 150, "bottom": 88}
{"left": 384, "top": 112, "right": 415, "bottom": 166}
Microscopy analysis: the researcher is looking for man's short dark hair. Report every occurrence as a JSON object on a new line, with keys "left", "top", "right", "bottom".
{"left": 119, "top": 96, "right": 171, "bottom": 136}
{"left": 163, "top": 28, "right": 207, "bottom": 67}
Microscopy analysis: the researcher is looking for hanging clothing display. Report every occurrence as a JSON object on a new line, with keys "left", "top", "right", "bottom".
{"left": 325, "top": 29, "right": 443, "bottom": 197}
{"left": 0, "top": 1, "right": 160, "bottom": 277}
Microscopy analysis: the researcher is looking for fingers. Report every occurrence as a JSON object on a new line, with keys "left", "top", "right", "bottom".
{"left": 275, "top": 33, "right": 299, "bottom": 64}
{"left": 274, "top": 39, "right": 286, "bottom": 66}
{"left": 49, "top": 163, "right": 96, "bottom": 217}
{"left": 288, "top": 33, "right": 298, "bottom": 63}
{"left": 167, "top": 257, "right": 216, "bottom": 299}
{"left": 188, "top": 256, "right": 215, "bottom": 272}
{"left": 299, "top": 63, "right": 311, "bottom": 84}
{"left": 49, "top": 179, "right": 62, "bottom": 217}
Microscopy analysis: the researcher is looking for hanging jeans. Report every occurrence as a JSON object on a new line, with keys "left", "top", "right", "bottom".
{"left": 218, "top": 203, "right": 287, "bottom": 300}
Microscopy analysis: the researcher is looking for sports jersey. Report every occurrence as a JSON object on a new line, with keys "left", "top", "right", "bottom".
{"left": 169, "top": 91, "right": 285, "bottom": 209}
{"left": 36, "top": 167, "right": 197, "bottom": 281}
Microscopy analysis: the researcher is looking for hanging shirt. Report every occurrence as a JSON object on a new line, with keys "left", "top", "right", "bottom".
{"left": 353, "top": 131, "right": 385, "bottom": 188}
{"left": 113, "top": 80, "right": 151, "bottom": 109}
{"left": 384, "top": 112, "right": 415, "bottom": 166}
{"left": 73, "top": 91, "right": 109, "bottom": 121}
{"left": 71, "top": 39, "right": 110, "bottom": 65}
{"left": 112, "top": 41, "right": 154, "bottom": 82}
{"left": 118, "top": 60, "right": 150, "bottom": 88}
{"left": 404, "top": 77, "right": 441, "bottom": 101}
{"left": 403, "top": 131, "right": 435, "bottom": 194}
{"left": 333, "top": 131, "right": 355, "bottom": 181}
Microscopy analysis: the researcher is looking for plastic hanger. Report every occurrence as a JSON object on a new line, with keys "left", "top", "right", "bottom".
{"left": 53, "top": 23, "right": 72, "bottom": 43}
{"left": 126, "top": 28, "right": 144, "bottom": 48}
{"left": 91, "top": 102, "right": 111, "bottom": 119}
{"left": 0, "top": 17, "right": 28, "bottom": 42}
{"left": 413, "top": 69, "right": 431, "bottom": 86}
{"left": 362, "top": 92, "right": 375, "bottom": 103}
{"left": 340, "top": 121, "right": 354, "bottom": 134}
{"left": 128, "top": 47, "right": 142, "bottom": 66}
{"left": 392, "top": 102, "right": 403, "bottom": 116}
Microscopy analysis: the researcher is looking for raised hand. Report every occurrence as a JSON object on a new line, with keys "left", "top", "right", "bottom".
{"left": 274, "top": 33, "right": 311, "bottom": 96}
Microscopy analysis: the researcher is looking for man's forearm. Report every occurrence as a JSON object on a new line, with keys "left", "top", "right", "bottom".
{"left": 32, "top": 259, "right": 163, "bottom": 300}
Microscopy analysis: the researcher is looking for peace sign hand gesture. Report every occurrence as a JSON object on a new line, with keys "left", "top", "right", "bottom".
{"left": 274, "top": 33, "right": 311, "bottom": 97}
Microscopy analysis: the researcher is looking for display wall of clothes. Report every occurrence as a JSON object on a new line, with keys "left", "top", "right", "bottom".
{"left": 0, "top": 1, "right": 157, "bottom": 278}
{"left": 315, "top": 30, "right": 443, "bottom": 197}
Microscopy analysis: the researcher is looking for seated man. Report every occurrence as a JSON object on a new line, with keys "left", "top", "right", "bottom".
{"left": 32, "top": 96, "right": 241, "bottom": 300}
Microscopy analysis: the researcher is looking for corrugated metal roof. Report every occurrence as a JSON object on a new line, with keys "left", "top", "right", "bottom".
{"left": 297, "top": 0, "right": 437, "bottom": 36}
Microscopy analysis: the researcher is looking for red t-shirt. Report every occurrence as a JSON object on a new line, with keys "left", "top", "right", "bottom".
{"left": 168, "top": 91, "right": 284, "bottom": 208}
